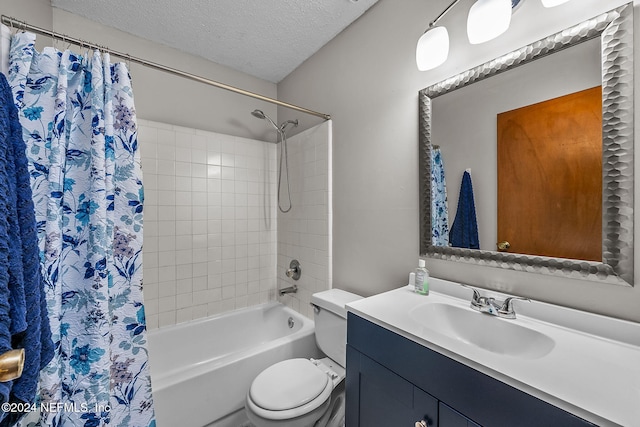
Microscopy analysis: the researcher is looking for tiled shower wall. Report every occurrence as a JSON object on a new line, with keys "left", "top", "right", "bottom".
{"left": 138, "top": 119, "right": 278, "bottom": 329}
{"left": 277, "top": 121, "right": 332, "bottom": 319}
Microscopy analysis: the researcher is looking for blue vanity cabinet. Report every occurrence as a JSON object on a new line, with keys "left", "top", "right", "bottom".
{"left": 349, "top": 349, "right": 438, "bottom": 426}
{"left": 346, "top": 313, "right": 596, "bottom": 427}
{"left": 439, "top": 403, "right": 481, "bottom": 427}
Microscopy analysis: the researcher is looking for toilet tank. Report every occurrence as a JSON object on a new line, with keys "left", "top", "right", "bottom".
{"left": 310, "top": 289, "right": 362, "bottom": 368}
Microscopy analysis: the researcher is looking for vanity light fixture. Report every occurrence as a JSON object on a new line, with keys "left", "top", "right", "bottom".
{"left": 467, "top": 0, "right": 512, "bottom": 44}
{"left": 415, "top": 0, "right": 462, "bottom": 71}
{"left": 417, "top": 0, "right": 572, "bottom": 71}
{"left": 541, "top": 0, "right": 571, "bottom": 7}
{"left": 416, "top": 26, "right": 450, "bottom": 71}
{"left": 416, "top": 0, "right": 513, "bottom": 70}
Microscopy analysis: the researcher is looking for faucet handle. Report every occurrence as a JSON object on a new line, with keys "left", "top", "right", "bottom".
{"left": 286, "top": 259, "right": 301, "bottom": 281}
{"left": 460, "top": 284, "right": 479, "bottom": 299}
{"left": 498, "top": 296, "right": 530, "bottom": 318}
{"left": 461, "top": 284, "right": 484, "bottom": 307}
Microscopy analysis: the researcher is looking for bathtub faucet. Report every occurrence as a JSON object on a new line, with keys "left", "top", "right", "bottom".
{"left": 279, "top": 285, "right": 298, "bottom": 296}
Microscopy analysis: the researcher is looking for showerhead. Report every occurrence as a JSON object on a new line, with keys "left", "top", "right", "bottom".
{"left": 252, "top": 109, "right": 299, "bottom": 136}
{"left": 251, "top": 109, "right": 266, "bottom": 120}
{"left": 251, "top": 109, "right": 279, "bottom": 131}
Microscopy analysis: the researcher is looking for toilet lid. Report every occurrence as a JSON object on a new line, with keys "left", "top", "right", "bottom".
{"left": 249, "top": 358, "right": 329, "bottom": 411}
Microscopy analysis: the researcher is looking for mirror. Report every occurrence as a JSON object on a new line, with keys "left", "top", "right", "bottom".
{"left": 419, "top": 3, "right": 634, "bottom": 286}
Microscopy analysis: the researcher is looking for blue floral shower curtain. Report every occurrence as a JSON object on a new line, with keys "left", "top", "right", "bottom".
{"left": 7, "top": 32, "right": 155, "bottom": 427}
{"left": 431, "top": 146, "right": 449, "bottom": 246}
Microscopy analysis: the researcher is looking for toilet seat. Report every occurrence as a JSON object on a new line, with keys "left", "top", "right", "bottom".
{"left": 247, "top": 358, "right": 334, "bottom": 420}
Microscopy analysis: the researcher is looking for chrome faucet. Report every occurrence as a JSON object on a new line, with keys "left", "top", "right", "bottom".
{"left": 279, "top": 284, "right": 298, "bottom": 296}
{"left": 286, "top": 260, "right": 301, "bottom": 281}
{"left": 463, "top": 285, "right": 530, "bottom": 319}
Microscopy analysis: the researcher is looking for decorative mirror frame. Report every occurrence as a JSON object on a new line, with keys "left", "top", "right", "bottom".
{"left": 419, "top": 3, "right": 634, "bottom": 286}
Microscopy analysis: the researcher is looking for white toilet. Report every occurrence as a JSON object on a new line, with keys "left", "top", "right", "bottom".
{"left": 245, "top": 289, "right": 362, "bottom": 427}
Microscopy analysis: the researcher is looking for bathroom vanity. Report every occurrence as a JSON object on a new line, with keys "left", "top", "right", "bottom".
{"left": 345, "top": 279, "right": 640, "bottom": 427}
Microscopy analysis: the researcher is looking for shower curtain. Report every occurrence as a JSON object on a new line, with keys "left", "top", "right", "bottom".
{"left": 431, "top": 146, "right": 449, "bottom": 246}
{"left": 7, "top": 32, "right": 155, "bottom": 427}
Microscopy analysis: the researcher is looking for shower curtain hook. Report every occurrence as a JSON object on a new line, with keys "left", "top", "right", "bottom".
{"left": 62, "top": 34, "right": 71, "bottom": 51}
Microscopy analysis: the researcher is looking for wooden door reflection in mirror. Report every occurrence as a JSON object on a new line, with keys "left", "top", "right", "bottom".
{"left": 497, "top": 86, "right": 602, "bottom": 261}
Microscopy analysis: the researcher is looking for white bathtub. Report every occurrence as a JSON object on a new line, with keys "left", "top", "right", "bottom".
{"left": 148, "top": 302, "right": 321, "bottom": 427}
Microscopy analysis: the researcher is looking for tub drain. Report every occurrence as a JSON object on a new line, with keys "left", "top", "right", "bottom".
{"left": 288, "top": 317, "right": 295, "bottom": 328}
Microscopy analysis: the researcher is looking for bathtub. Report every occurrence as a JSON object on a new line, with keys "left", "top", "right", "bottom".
{"left": 147, "top": 302, "right": 321, "bottom": 427}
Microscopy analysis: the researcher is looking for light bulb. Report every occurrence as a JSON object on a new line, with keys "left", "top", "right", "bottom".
{"left": 467, "top": 0, "right": 512, "bottom": 45}
{"left": 541, "top": 0, "right": 571, "bottom": 7}
{"left": 416, "top": 26, "right": 449, "bottom": 71}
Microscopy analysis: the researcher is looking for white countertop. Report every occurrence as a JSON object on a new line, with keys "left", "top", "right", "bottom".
{"left": 346, "top": 278, "right": 640, "bottom": 427}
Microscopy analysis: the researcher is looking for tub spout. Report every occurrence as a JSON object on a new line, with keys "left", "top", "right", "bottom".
{"left": 279, "top": 285, "right": 298, "bottom": 296}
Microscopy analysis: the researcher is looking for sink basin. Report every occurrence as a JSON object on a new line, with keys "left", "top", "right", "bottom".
{"left": 409, "top": 302, "right": 555, "bottom": 359}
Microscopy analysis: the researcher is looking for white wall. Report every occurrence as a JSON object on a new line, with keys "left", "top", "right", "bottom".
{"left": 1, "top": 0, "right": 53, "bottom": 70}
{"left": 2, "top": 0, "right": 52, "bottom": 36}
{"left": 278, "top": 0, "right": 640, "bottom": 323}
{"left": 277, "top": 121, "right": 332, "bottom": 319}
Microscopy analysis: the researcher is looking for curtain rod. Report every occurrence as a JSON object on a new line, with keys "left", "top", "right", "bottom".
{"left": 1, "top": 15, "right": 331, "bottom": 121}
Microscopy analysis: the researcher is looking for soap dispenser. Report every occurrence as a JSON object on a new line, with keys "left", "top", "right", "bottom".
{"left": 415, "top": 259, "right": 429, "bottom": 295}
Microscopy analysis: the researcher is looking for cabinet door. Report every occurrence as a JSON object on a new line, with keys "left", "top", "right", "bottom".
{"left": 439, "top": 403, "right": 481, "bottom": 427}
{"left": 349, "top": 347, "right": 437, "bottom": 427}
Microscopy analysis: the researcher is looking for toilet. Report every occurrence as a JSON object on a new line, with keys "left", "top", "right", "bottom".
{"left": 245, "top": 289, "right": 362, "bottom": 427}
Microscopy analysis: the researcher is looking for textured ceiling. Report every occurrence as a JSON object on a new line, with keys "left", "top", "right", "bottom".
{"left": 51, "top": 0, "right": 379, "bottom": 83}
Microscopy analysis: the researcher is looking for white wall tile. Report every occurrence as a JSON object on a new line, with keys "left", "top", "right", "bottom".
{"left": 173, "top": 177, "right": 188, "bottom": 192}
{"left": 141, "top": 120, "right": 330, "bottom": 328}
{"left": 157, "top": 129, "right": 176, "bottom": 146}
{"left": 277, "top": 122, "right": 332, "bottom": 316}
{"left": 176, "top": 308, "right": 193, "bottom": 324}
{"left": 140, "top": 120, "right": 277, "bottom": 329}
